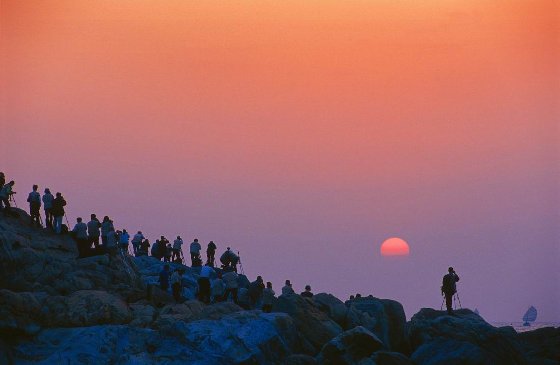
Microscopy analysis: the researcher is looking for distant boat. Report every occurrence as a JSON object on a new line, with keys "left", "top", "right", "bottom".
{"left": 522, "top": 306, "right": 537, "bottom": 326}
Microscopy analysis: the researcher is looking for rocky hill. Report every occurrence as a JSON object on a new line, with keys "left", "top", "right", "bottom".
{"left": 0, "top": 209, "right": 558, "bottom": 364}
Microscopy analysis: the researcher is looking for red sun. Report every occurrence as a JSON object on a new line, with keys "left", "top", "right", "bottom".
{"left": 380, "top": 237, "right": 410, "bottom": 256}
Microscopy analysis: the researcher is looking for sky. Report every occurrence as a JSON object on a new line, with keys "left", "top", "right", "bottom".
{"left": 1, "top": 0, "right": 558, "bottom": 322}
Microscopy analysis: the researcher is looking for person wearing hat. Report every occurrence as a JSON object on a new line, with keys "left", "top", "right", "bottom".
{"left": 301, "top": 285, "right": 314, "bottom": 298}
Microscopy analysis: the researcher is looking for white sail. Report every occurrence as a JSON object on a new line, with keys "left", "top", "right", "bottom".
{"left": 522, "top": 306, "right": 537, "bottom": 323}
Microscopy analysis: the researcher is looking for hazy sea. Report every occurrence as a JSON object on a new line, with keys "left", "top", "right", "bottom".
{"left": 491, "top": 322, "right": 560, "bottom": 333}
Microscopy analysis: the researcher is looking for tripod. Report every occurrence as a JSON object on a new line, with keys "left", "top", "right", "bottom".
{"left": 454, "top": 291, "right": 462, "bottom": 310}
{"left": 237, "top": 251, "right": 245, "bottom": 275}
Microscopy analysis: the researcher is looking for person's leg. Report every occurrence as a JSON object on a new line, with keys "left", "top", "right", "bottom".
{"left": 445, "top": 294, "right": 453, "bottom": 314}
{"left": 54, "top": 216, "right": 62, "bottom": 234}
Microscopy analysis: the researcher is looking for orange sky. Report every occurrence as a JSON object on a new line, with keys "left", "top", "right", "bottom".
{"left": 1, "top": 0, "right": 558, "bottom": 321}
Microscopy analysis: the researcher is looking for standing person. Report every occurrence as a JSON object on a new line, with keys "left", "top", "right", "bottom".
{"left": 198, "top": 264, "right": 215, "bottom": 304}
{"left": 131, "top": 231, "right": 145, "bottom": 256}
{"left": 159, "top": 264, "right": 170, "bottom": 292}
{"left": 119, "top": 229, "right": 130, "bottom": 253}
{"left": 262, "top": 282, "right": 276, "bottom": 313}
{"left": 220, "top": 247, "right": 239, "bottom": 271}
{"left": 42, "top": 188, "right": 54, "bottom": 228}
{"left": 0, "top": 172, "right": 4, "bottom": 190}
{"left": 100, "top": 216, "right": 113, "bottom": 246}
{"left": 211, "top": 272, "right": 226, "bottom": 303}
{"left": 105, "top": 227, "right": 117, "bottom": 255}
{"left": 222, "top": 267, "right": 239, "bottom": 304}
{"left": 281, "top": 280, "right": 295, "bottom": 296}
{"left": 72, "top": 217, "right": 89, "bottom": 258}
{"left": 190, "top": 239, "right": 202, "bottom": 266}
{"left": 301, "top": 285, "right": 314, "bottom": 298}
{"left": 87, "top": 214, "right": 101, "bottom": 248}
{"left": 0, "top": 180, "right": 15, "bottom": 213}
{"left": 27, "top": 185, "right": 41, "bottom": 226}
{"left": 206, "top": 241, "right": 217, "bottom": 266}
{"left": 158, "top": 236, "right": 168, "bottom": 261}
{"left": 140, "top": 239, "right": 150, "bottom": 256}
{"left": 172, "top": 236, "right": 183, "bottom": 263}
{"left": 442, "top": 267, "right": 460, "bottom": 315}
{"left": 151, "top": 239, "right": 161, "bottom": 259}
{"left": 248, "top": 276, "right": 265, "bottom": 308}
{"left": 170, "top": 268, "right": 184, "bottom": 302}
{"left": 164, "top": 243, "right": 172, "bottom": 262}
{"left": 51, "top": 192, "right": 66, "bottom": 234}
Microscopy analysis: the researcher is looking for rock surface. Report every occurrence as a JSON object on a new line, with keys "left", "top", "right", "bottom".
{"left": 316, "top": 326, "right": 385, "bottom": 365}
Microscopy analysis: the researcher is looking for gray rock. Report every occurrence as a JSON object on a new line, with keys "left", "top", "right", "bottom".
{"left": 316, "top": 326, "right": 385, "bottom": 365}
{"left": 370, "top": 351, "right": 414, "bottom": 365}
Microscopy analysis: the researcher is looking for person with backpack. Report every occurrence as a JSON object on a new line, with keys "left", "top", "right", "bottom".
{"left": 190, "top": 239, "right": 202, "bottom": 266}
{"left": 131, "top": 231, "right": 145, "bottom": 256}
{"left": 198, "top": 264, "right": 215, "bottom": 304}
{"left": 172, "top": 236, "right": 183, "bottom": 263}
{"left": 140, "top": 239, "right": 150, "bottom": 256}
{"left": 72, "top": 217, "right": 89, "bottom": 258}
{"left": 262, "top": 282, "right": 276, "bottom": 313}
{"left": 441, "top": 267, "right": 460, "bottom": 315}
{"left": 248, "top": 276, "right": 265, "bottom": 308}
{"left": 51, "top": 192, "right": 66, "bottom": 234}
{"left": 42, "top": 188, "right": 54, "bottom": 228}
{"left": 119, "top": 229, "right": 130, "bottom": 253}
{"left": 220, "top": 247, "right": 239, "bottom": 271}
{"left": 206, "top": 241, "right": 217, "bottom": 266}
{"left": 100, "top": 216, "right": 113, "bottom": 246}
{"left": 87, "top": 214, "right": 101, "bottom": 248}
{"left": 0, "top": 180, "right": 15, "bottom": 214}
{"left": 27, "top": 185, "right": 41, "bottom": 226}
{"left": 222, "top": 267, "right": 239, "bottom": 304}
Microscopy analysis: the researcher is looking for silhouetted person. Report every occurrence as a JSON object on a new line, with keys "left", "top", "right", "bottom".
{"left": 26, "top": 185, "right": 41, "bottom": 226}
{"left": 0, "top": 180, "right": 15, "bottom": 214}
{"left": 301, "top": 285, "right": 314, "bottom": 298}
{"left": 159, "top": 264, "right": 170, "bottom": 292}
{"left": 140, "top": 239, "right": 150, "bottom": 256}
{"left": 262, "top": 282, "right": 276, "bottom": 313}
{"left": 100, "top": 216, "right": 113, "bottom": 246}
{"left": 72, "top": 217, "right": 89, "bottom": 258}
{"left": 86, "top": 214, "right": 101, "bottom": 248}
{"left": 105, "top": 226, "right": 117, "bottom": 255}
{"left": 282, "top": 280, "right": 295, "bottom": 296}
{"left": 442, "top": 267, "right": 460, "bottom": 315}
{"left": 222, "top": 267, "right": 239, "bottom": 304}
{"left": 190, "top": 238, "right": 201, "bottom": 266}
{"left": 131, "top": 231, "right": 145, "bottom": 256}
{"left": 151, "top": 239, "right": 161, "bottom": 259}
{"left": 220, "top": 247, "right": 239, "bottom": 271}
{"left": 345, "top": 295, "right": 355, "bottom": 306}
{"left": 171, "top": 268, "right": 184, "bottom": 302}
{"left": 206, "top": 240, "right": 217, "bottom": 266}
{"left": 248, "top": 276, "right": 265, "bottom": 307}
{"left": 158, "top": 236, "right": 169, "bottom": 261}
{"left": 42, "top": 188, "right": 54, "bottom": 228}
{"left": 198, "top": 264, "right": 215, "bottom": 304}
{"left": 172, "top": 236, "right": 183, "bottom": 262}
{"left": 0, "top": 172, "right": 4, "bottom": 190}
{"left": 51, "top": 192, "right": 66, "bottom": 234}
{"left": 119, "top": 229, "right": 130, "bottom": 253}
{"left": 164, "top": 243, "right": 172, "bottom": 262}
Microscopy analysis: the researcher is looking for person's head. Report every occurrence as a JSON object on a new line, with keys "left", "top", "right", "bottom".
{"left": 257, "top": 276, "right": 263, "bottom": 282}
{"left": 305, "top": 285, "right": 311, "bottom": 291}
{"left": 161, "top": 235, "right": 165, "bottom": 240}
{"left": 194, "top": 238, "right": 198, "bottom": 242}
{"left": 77, "top": 217, "right": 82, "bottom": 223}
{"left": 285, "top": 280, "right": 291, "bottom": 286}
{"left": 91, "top": 214, "right": 96, "bottom": 220}
{"left": 32, "top": 184, "right": 38, "bottom": 191}
{"left": 227, "top": 247, "right": 231, "bottom": 251}
{"left": 356, "top": 293, "right": 362, "bottom": 298}
{"left": 448, "top": 267, "right": 454, "bottom": 273}
{"left": 138, "top": 231, "right": 142, "bottom": 234}
{"left": 164, "top": 264, "right": 169, "bottom": 271}
{"left": 209, "top": 240, "right": 214, "bottom": 244}
{"left": 123, "top": 229, "right": 127, "bottom": 233}
{"left": 56, "top": 192, "right": 61, "bottom": 197}
{"left": 349, "top": 295, "right": 355, "bottom": 300}
{"left": 45, "top": 188, "right": 50, "bottom": 194}
{"left": 9, "top": 181, "right": 15, "bottom": 186}
{"left": 103, "top": 216, "right": 109, "bottom": 222}
{"left": 266, "top": 282, "right": 272, "bottom": 288}
{"left": 177, "top": 235, "right": 181, "bottom": 239}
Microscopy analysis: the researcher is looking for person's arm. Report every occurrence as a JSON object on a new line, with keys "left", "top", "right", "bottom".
{"left": 454, "top": 274, "right": 460, "bottom": 282}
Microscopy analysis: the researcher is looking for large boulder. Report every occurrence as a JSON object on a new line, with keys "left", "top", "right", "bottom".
{"left": 43, "top": 290, "right": 132, "bottom": 327}
{"left": 370, "top": 351, "right": 415, "bottom": 365}
{"left": 316, "top": 326, "right": 385, "bottom": 365}
{"left": 0, "top": 289, "right": 42, "bottom": 335}
{"left": 349, "top": 296, "right": 408, "bottom": 352}
{"left": 517, "top": 326, "right": 560, "bottom": 364}
{"left": 408, "top": 308, "right": 527, "bottom": 365}
{"left": 273, "top": 293, "right": 343, "bottom": 354}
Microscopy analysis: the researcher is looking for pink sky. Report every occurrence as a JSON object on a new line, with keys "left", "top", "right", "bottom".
{"left": 1, "top": 0, "right": 558, "bottom": 321}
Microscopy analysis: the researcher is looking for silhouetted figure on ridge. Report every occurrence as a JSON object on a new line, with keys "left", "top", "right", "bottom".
{"left": 42, "top": 188, "right": 54, "bottom": 228}
{"left": 198, "top": 264, "right": 215, "bottom": 304}
{"left": 72, "top": 217, "right": 89, "bottom": 258}
{"left": 220, "top": 247, "right": 239, "bottom": 272}
{"left": 282, "top": 280, "right": 295, "bottom": 296}
{"left": 206, "top": 240, "right": 217, "bottom": 266}
{"left": 27, "top": 184, "right": 41, "bottom": 226}
{"left": 51, "top": 192, "right": 66, "bottom": 234}
{"left": 222, "top": 266, "right": 239, "bottom": 304}
{"left": 87, "top": 214, "right": 101, "bottom": 248}
{"left": 101, "top": 216, "right": 113, "bottom": 245}
{"left": 248, "top": 276, "right": 265, "bottom": 307}
{"left": 171, "top": 268, "right": 184, "bottom": 302}
{"left": 262, "top": 282, "right": 275, "bottom": 313}
{"left": 442, "top": 266, "right": 460, "bottom": 315}
{"left": 132, "top": 231, "right": 145, "bottom": 256}
{"left": 0, "top": 180, "right": 15, "bottom": 214}
{"left": 172, "top": 236, "right": 183, "bottom": 263}
{"left": 190, "top": 238, "right": 202, "bottom": 266}
{"left": 119, "top": 229, "right": 130, "bottom": 253}
{"left": 301, "top": 285, "right": 314, "bottom": 298}
{"left": 140, "top": 239, "right": 150, "bottom": 256}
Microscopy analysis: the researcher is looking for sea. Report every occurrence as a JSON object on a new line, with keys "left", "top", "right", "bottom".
{"left": 491, "top": 322, "right": 560, "bottom": 333}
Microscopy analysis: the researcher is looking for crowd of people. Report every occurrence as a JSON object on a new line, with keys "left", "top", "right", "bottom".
{"left": 1, "top": 172, "right": 461, "bottom": 314}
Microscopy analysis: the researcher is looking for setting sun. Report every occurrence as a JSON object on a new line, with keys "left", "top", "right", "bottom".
{"left": 381, "top": 238, "right": 411, "bottom": 256}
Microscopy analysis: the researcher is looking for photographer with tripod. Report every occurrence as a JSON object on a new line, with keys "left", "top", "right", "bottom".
{"left": 441, "top": 267, "right": 460, "bottom": 315}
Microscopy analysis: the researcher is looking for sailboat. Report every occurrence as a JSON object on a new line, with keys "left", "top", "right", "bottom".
{"left": 522, "top": 306, "right": 537, "bottom": 326}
